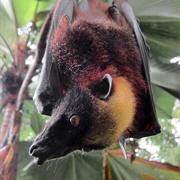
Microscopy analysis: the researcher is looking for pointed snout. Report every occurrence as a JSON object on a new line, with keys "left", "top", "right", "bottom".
{"left": 28, "top": 124, "right": 56, "bottom": 165}
{"left": 29, "top": 126, "right": 69, "bottom": 165}
{"left": 29, "top": 140, "right": 42, "bottom": 157}
{"left": 29, "top": 144, "right": 47, "bottom": 165}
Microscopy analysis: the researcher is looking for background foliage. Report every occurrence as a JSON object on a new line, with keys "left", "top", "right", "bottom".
{"left": 0, "top": 0, "right": 179, "bottom": 179}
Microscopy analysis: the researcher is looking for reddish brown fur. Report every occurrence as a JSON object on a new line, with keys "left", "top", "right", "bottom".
{"left": 51, "top": 17, "right": 150, "bottom": 135}
{"left": 51, "top": 16, "right": 70, "bottom": 52}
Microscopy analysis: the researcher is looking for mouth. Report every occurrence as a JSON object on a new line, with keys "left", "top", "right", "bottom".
{"left": 33, "top": 156, "right": 47, "bottom": 165}
{"left": 29, "top": 143, "right": 84, "bottom": 165}
{"left": 29, "top": 143, "right": 104, "bottom": 165}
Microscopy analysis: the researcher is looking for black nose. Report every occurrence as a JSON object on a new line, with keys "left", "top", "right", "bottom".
{"left": 29, "top": 144, "right": 46, "bottom": 165}
{"left": 29, "top": 144, "right": 38, "bottom": 156}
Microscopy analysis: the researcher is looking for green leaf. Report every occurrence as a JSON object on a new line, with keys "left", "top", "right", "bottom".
{"left": 19, "top": 148, "right": 103, "bottom": 180}
{"left": 17, "top": 142, "right": 34, "bottom": 180}
{"left": 19, "top": 127, "right": 35, "bottom": 141}
{"left": 107, "top": 150, "right": 179, "bottom": 180}
{"left": 151, "top": 62, "right": 180, "bottom": 99}
{"left": 13, "top": 0, "right": 56, "bottom": 27}
{"left": 0, "top": 1, "right": 16, "bottom": 46}
{"left": 129, "top": 0, "right": 180, "bottom": 98}
{"left": 0, "top": 0, "right": 56, "bottom": 46}
{"left": 30, "top": 113, "right": 46, "bottom": 135}
{"left": 152, "top": 85, "right": 176, "bottom": 119}
{"left": 17, "top": 145, "right": 179, "bottom": 180}
{"left": 141, "top": 17, "right": 180, "bottom": 61}
{"left": 129, "top": 0, "right": 180, "bottom": 18}
{"left": 21, "top": 100, "right": 46, "bottom": 135}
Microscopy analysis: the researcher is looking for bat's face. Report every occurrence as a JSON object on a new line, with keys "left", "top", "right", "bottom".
{"left": 29, "top": 73, "right": 136, "bottom": 165}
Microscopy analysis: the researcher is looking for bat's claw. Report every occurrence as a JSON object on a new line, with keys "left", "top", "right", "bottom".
{"left": 119, "top": 135, "right": 127, "bottom": 159}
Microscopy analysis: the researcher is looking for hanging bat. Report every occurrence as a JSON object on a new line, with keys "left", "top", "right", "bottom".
{"left": 29, "top": 0, "right": 161, "bottom": 165}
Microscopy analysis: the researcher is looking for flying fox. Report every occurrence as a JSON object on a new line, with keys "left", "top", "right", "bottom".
{"left": 29, "top": 0, "right": 161, "bottom": 165}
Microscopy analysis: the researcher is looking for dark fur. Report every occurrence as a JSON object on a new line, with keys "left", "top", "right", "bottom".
{"left": 52, "top": 19, "right": 150, "bottom": 135}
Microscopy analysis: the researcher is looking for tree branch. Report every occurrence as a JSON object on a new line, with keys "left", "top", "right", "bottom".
{"left": 0, "top": 103, "right": 15, "bottom": 148}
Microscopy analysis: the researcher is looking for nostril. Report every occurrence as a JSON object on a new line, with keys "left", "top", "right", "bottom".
{"left": 29, "top": 144, "right": 46, "bottom": 165}
{"left": 29, "top": 144, "right": 38, "bottom": 156}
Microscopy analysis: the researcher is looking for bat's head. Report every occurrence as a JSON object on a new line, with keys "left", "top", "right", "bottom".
{"left": 29, "top": 72, "right": 137, "bottom": 165}
{"left": 29, "top": 0, "right": 161, "bottom": 165}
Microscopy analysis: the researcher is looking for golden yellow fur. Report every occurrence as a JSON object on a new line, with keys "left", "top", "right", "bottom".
{"left": 83, "top": 76, "right": 136, "bottom": 147}
{"left": 107, "top": 77, "right": 136, "bottom": 141}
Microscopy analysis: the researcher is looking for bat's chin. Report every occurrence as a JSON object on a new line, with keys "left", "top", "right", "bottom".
{"left": 32, "top": 151, "right": 70, "bottom": 165}
{"left": 29, "top": 146, "right": 78, "bottom": 165}
{"left": 29, "top": 144, "right": 104, "bottom": 165}
{"left": 33, "top": 156, "right": 47, "bottom": 165}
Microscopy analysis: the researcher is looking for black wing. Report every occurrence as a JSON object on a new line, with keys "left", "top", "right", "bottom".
{"left": 33, "top": 0, "right": 74, "bottom": 115}
{"left": 110, "top": 0, "right": 161, "bottom": 138}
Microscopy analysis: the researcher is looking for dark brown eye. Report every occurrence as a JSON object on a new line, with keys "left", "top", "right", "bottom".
{"left": 99, "top": 74, "right": 112, "bottom": 100}
{"left": 91, "top": 74, "right": 113, "bottom": 100}
{"left": 70, "top": 115, "right": 80, "bottom": 127}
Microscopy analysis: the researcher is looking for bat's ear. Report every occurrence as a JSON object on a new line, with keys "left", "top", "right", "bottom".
{"left": 33, "top": 0, "right": 74, "bottom": 115}
{"left": 109, "top": 0, "right": 161, "bottom": 138}
{"left": 51, "top": 16, "right": 70, "bottom": 52}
